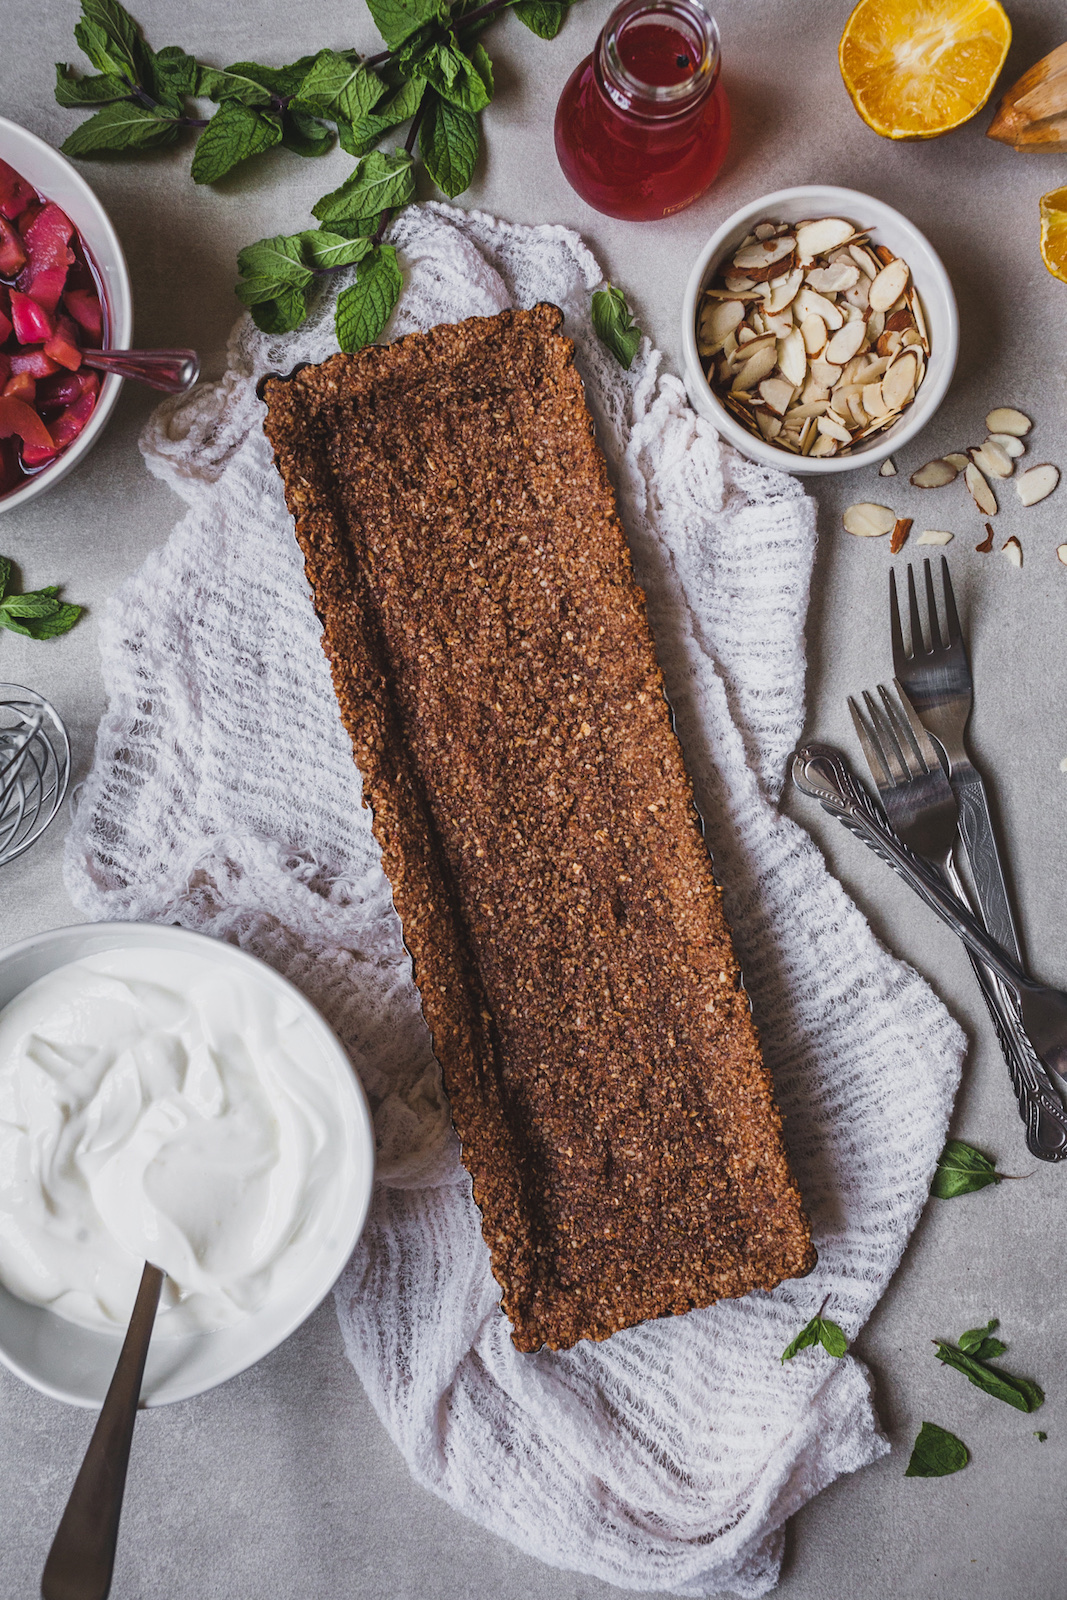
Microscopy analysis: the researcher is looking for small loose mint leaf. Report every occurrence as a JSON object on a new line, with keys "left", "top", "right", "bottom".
{"left": 933, "top": 1340, "right": 1044, "bottom": 1413}
{"left": 54, "top": 64, "right": 130, "bottom": 107}
{"left": 366, "top": 0, "right": 448, "bottom": 51}
{"left": 60, "top": 100, "right": 180, "bottom": 157}
{"left": 420, "top": 95, "right": 479, "bottom": 198}
{"left": 930, "top": 1138, "right": 1003, "bottom": 1199}
{"left": 236, "top": 233, "right": 316, "bottom": 287}
{"left": 0, "top": 613, "right": 33, "bottom": 638}
{"left": 153, "top": 45, "right": 201, "bottom": 99}
{"left": 246, "top": 284, "right": 311, "bottom": 336}
{"left": 305, "top": 231, "right": 373, "bottom": 270}
{"left": 312, "top": 150, "right": 415, "bottom": 224}
{"left": 415, "top": 41, "right": 492, "bottom": 113}
{"left": 294, "top": 50, "right": 383, "bottom": 123}
{"left": 190, "top": 104, "right": 283, "bottom": 184}
{"left": 958, "top": 1320, "right": 1007, "bottom": 1361}
{"left": 780, "top": 1318, "right": 821, "bottom": 1363}
{"left": 339, "top": 77, "right": 426, "bottom": 157}
{"left": 905, "top": 1421, "right": 969, "bottom": 1478}
{"left": 22, "top": 603, "right": 83, "bottom": 640}
{"left": 335, "top": 244, "right": 402, "bottom": 352}
{"left": 816, "top": 1317, "right": 848, "bottom": 1358}
{"left": 1, "top": 593, "right": 62, "bottom": 619}
{"left": 0, "top": 557, "right": 10, "bottom": 601}
{"left": 1035, "top": 1431, "right": 1048, "bottom": 1441}
{"left": 280, "top": 110, "right": 334, "bottom": 158}
{"left": 592, "top": 283, "right": 642, "bottom": 369}
{"left": 513, "top": 0, "right": 571, "bottom": 40}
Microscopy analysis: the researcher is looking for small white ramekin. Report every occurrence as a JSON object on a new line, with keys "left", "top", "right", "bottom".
{"left": 0, "top": 922, "right": 376, "bottom": 1408}
{"left": 0, "top": 115, "right": 133, "bottom": 515}
{"left": 680, "top": 184, "right": 959, "bottom": 475}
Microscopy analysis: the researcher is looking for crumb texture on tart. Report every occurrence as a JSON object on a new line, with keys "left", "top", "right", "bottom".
{"left": 262, "top": 304, "right": 815, "bottom": 1352}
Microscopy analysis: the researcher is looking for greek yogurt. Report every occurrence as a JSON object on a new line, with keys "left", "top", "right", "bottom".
{"left": 0, "top": 946, "right": 356, "bottom": 1337}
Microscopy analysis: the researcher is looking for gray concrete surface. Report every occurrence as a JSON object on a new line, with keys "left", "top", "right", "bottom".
{"left": 1, "top": 1, "right": 1065, "bottom": 1596}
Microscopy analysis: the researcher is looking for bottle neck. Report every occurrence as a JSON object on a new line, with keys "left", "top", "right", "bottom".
{"left": 597, "top": 0, "right": 721, "bottom": 120}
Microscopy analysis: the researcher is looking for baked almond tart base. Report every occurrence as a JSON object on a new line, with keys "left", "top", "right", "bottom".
{"left": 262, "top": 303, "right": 815, "bottom": 1353}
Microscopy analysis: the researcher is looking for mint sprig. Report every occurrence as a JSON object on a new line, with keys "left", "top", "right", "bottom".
{"left": 592, "top": 284, "right": 643, "bottom": 370}
{"left": 930, "top": 1138, "right": 1011, "bottom": 1198}
{"left": 55, "top": 0, "right": 578, "bottom": 352}
{"left": 0, "top": 560, "right": 83, "bottom": 641}
{"left": 780, "top": 1300, "right": 848, "bottom": 1364}
{"left": 933, "top": 1319, "right": 1044, "bottom": 1414}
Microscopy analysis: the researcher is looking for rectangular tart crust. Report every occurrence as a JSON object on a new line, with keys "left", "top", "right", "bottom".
{"left": 262, "top": 304, "right": 815, "bottom": 1352}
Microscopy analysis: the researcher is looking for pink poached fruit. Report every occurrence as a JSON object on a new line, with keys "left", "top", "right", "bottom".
{"left": 0, "top": 157, "right": 106, "bottom": 499}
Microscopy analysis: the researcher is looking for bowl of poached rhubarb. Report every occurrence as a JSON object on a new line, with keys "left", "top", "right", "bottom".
{"left": 0, "top": 115, "right": 132, "bottom": 513}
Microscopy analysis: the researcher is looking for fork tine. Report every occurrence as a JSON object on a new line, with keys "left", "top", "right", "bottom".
{"left": 906, "top": 563, "right": 926, "bottom": 656}
{"left": 863, "top": 689, "right": 910, "bottom": 784}
{"left": 892, "top": 678, "right": 946, "bottom": 773}
{"left": 849, "top": 695, "right": 893, "bottom": 790}
{"left": 889, "top": 568, "right": 908, "bottom": 675}
{"left": 877, "top": 684, "right": 925, "bottom": 779}
{"left": 940, "top": 555, "right": 963, "bottom": 647}
{"left": 923, "top": 558, "right": 943, "bottom": 649}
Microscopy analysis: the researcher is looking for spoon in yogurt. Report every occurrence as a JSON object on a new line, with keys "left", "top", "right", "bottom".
{"left": 41, "top": 1262, "right": 165, "bottom": 1600}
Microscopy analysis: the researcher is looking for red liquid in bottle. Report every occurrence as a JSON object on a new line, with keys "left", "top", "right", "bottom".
{"left": 554, "top": 0, "right": 730, "bottom": 222}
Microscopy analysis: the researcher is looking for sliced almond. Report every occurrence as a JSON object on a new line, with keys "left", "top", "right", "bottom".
{"left": 971, "top": 440, "right": 1013, "bottom": 478}
{"left": 795, "top": 286, "right": 845, "bottom": 330}
{"left": 809, "top": 432, "right": 838, "bottom": 457}
{"left": 810, "top": 357, "right": 843, "bottom": 389}
{"left": 890, "top": 517, "right": 913, "bottom": 554}
{"left": 866, "top": 308, "right": 886, "bottom": 341}
{"left": 724, "top": 274, "right": 757, "bottom": 293}
{"left": 844, "top": 277, "right": 871, "bottom": 310}
{"left": 730, "top": 343, "right": 778, "bottom": 392}
{"left": 879, "top": 456, "right": 898, "bottom": 476}
{"left": 699, "top": 297, "right": 746, "bottom": 347}
{"left": 881, "top": 351, "right": 918, "bottom": 413}
{"left": 756, "top": 409, "right": 783, "bottom": 441}
{"left": 1015, "top": 463, "right": 1060, "bottom": 506}
{"left": 800, "top": 314, "right": 828, "bottom": 355}
{"left": 987, "top": 432, "right": 1025, "bottom": 458}
{"left": 805, "top": 262, "right": 860, "bottom": 294}
{"left": 777, "top": 325, "right": 808, "bottom": 388}
{"left": 985, "top": 407, "right": 1031, "bottom": 437}
{"left": 868, "top": 257, "right": 910, "bottom": 313}
{"left": 753, "top": 222, "right": 777, "bottom": 240}
{"left": 766, "top": 268, "right": 804, "bottom": 313}
{"left": 1002, "top": 535, "right": 1023, "bottom": 568}
{"left": 796, "top": 217, "right": 855, "bottom": 262}
{"left": 917, "top": 529, "right": 954, "bottom": 545}
{"left": 976, "top": 521, "right": 996, "bottom": 552}
{"left": 801, "top": 416, "right": 819, "bottom": 454}
{"left": 862, "top": 382, "right": 888, "bottom": 417}
{"left": 763, "top": 309, "right": 795, "bottom": 339}
{"left": 733, "top": 236, "right": 796, "bottom": 272}
{"left": 843, "top": 502, "right": 897, "bottom": 538}
{"left": 1057, "top": 544, "right": 1067, "bottom": 566}
{"left": 944, "top": 452, "right": 969, "bottom": 471}
{"left": 966, "top": 462, "right": 998, "bottom": 515}
{"left": 825, "top": 319, "right": 868, "bottom": 365}
{"left": 910, "top": 458, "right": 958, "bottom": 488}
{"left": 758, "top": 376, "right": 795, "bottom": 416}
{"left": 907, "top": 288, "right": 929, "bottom": 352}
{"left": 818, "top": 415, "right": 853, "bottom": 444}
{"left": 783, "top": 400, "right": 829, "bottom": 420}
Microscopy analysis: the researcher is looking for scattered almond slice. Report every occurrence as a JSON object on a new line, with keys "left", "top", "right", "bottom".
{"left": 753, "top": 222, "right": 777, "bottom": 241}
{"left": 698, "top": 298, "right": 746, "bottom": 352}
{"left": 731, "top": 343, "right": 779, "bottom": 392}
{"left": 825, "top": 319, "right": 867, "bottom": 365}
{"left": 766, "top": 268, "right": 804, "bottom": 313}
{"left": 756, "top": 410, "right": 783, "bottom": 441}
{"left": 1061, "top": 756, "right": 1067, "bottom": 772}
{"left": 796, "top": 217, "right": 855, "bottom": 261}
{"left": 758, "top": 376, "right": 795, "bottom": 415}
{"left": 733, "top": 236, "right": 796, "bottom": 272}
{"left": 1002, "top": 535, "right": 1023, "bottom": 568}
{"left": 818, "top": 415, "right": 853, "bottom": 444}
{"left": 976, "top": 522, "right": 996, "bottom": 552}
{"left": 881, "top": 351, "right": 918, "bottom": 413}
{"left": 917, "top": 529, "right": 954, "bottom": 545}
{"left": 800, "top": 314, "right": 828, "bottom": 355}
{"left": 842, "top": 502, "right": 897, "bottom": 538}
{"left": 806, "top": 262, "right": 860, "bottom": 294}
{"left": 809, "top": 433, "right": 838, "bottom": 457}
{"left": 850, "top": 243, "right": 879, "bottom": 278}
{"left": 985, "top": 407, "right": 1031, "bottom": 436}
{"left": 795, "top": 286, "right": 845, "bottom": 331}
{"left": 1015, "top": 463, "right": 1060, "bottom": 505}
{"left": 810, "top": 357, "right": 843, "bottom": 389}
{"left": 971, "top": 441, "right": 1013, "bottom": 478}
{"left": 966, "top": 461, "right": 998, "bottom": 515}
{"left": 778, "top": 325, "right": 808, "bottom": 387}
{"left": 944, "top": 452, "right": 970, "bottom": 470}
{"left": 879, "top": 456, "right": 897, "bottom": 476}
{"left": 910, "top": 458, "right": 958, "bottom": 488}
{"left": 868, "top": 257, "right": 910, "bottom": 313}
{"left": 1058, "top": 544, "right": 1067, "bottom": 566}
{"left": 987, "top": 431, "right": 1025, "bottom": 458}
{"left": 890, "top": 516, "right": 912, "bottom": 554}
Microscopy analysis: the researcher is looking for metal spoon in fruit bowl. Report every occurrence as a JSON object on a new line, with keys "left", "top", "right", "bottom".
{"left": 41, "top": 1262, "right": 164, "bottom": 1600}
{"left": 79, "top": 348, "right": 200, "bottom": 394}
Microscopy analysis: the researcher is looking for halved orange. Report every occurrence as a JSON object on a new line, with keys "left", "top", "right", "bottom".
{"left": 1040, "top": 187, "right": 1067, "bottom": 283}
{"left": 839, "top": 0, "right": 1012, "bottom": 140}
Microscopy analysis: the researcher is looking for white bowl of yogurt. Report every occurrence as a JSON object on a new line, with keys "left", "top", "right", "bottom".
{"left": 0, "top": 922, "right": 375, "bottom": 1407}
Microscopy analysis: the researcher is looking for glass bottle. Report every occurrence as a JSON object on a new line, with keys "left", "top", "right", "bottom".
{"left": 554, "top": 0, "right": 730, "bottom": 222}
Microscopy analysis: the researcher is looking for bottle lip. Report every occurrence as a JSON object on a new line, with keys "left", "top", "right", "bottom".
{"left": 599, "top": 0, "right": 722, "bottom": 114}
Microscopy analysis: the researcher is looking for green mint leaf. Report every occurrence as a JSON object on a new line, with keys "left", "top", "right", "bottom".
{"left": 930, "top": 1139, "right": 1003, "bottom": 1198}
{"left": 74, "top": 3, "right": 137, "bottom": 81}
{"left": 970, "top": 1336, "right": 1008, "bottom": 1361}
{"left": 1035, "top": 1430, "right": 1048, "bottom": 1441}
{"left": 933, "top": 1340, "right": 1044, "bottom": 1413}
{"left": 451, "top": 0, "right": 499, "bottom": 37}
{"left": 54, "top": 64, "right": 131, "bottom": 106}
{"left": 236, "top": 233, "right": 316, "bottom": 287}
{"left": 0, "top": 558, "right": 9, "bottom": 601}
{"left": 816, "top": 1317, "right": 848, "bottom": 1358}
{"left": 60, "top": 99, "right": 180, "bottom": 157}
{"left": 305, "top": 231, "right": 373, "bottom": 269}
{"left": 21, "top": 603, "right": 83, "bottom": 640}
{"left": 419, "top": 94, "right": 479, "bottom": 197}
{"left": 780, "top": 1317, "right": 821, "bottom": 1363}
{"left": 338, "top": 77, "right": 426, "bottom": 157}
{"left": 234, "top": 274, "right": 291, "bottom": 308}
{"left": 413, "top": 41, "right": 492, "bottom": 113}
{"left": 0, "top": 614, "right": 33, "bottom": 638}
{"left": 513, "top": 0, "right": 571, "bottom": 40}
{"left": 0, "top": 567, "right": 82, "bottom": 639}
{"left": 190, "top": 104, "right": 283, "bottom": 184}
{"left": 197, "top": 65, "right": 273, "bottom": 107}
{"left": 152, "top": 45, "right": 201, "bottom": 99}
{"left": 958, "top": 1319, "right": 1004, "bottom": 1359}
{"left": 905, "top": 1421, "right": 969, "bottom": 1478}
{"left": 280, "top": 110, "right": 334, "bottom": 158}
{"left": 245, "top": 284, "right": 311, "bottom": 335}
{"left": 218, "top": 57, "right": 320, "bottom": 98}
{"left": 592, "top": 283, "right": 642, "bottom": 369}
{"left": 0, "top": 594, "right": 62, "bottom": 619}
{"left": 293, "top": 50, "right": 383, "bottom": 123}
{"left": 470, "top": 42, "right": 494, "bottom": 99}
{"left": 335, "top": 243, "right": 402, "bottom": 352}
{"left": 312, "top": 150, "right": 415, "bottom": 224}
{"left": 366, "top": 0, "right": 448, "bottom": 51}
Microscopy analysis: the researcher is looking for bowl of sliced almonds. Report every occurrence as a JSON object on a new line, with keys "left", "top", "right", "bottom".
{"left": 681, "top": 184, "right": 958, "bottom": 474}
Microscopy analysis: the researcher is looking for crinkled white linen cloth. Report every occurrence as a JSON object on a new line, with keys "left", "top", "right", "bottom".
{"left": 64, "top": 202, "right": 966, "bottom": 1597}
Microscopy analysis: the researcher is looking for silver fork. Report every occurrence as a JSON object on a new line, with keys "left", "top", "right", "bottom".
{"left": 891, "top": 558, "right": 1023, "bottom": 969}
{"left": 849, "top": 682, "right": 1067, "bottom": 1160}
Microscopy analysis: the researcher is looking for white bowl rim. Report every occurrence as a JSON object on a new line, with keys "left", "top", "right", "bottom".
{"left": 681, "top": 182, "right": 960, "bottom": 475}
{"left": 0, "top": 920, "right": 377, "bottom": 1408}
{"left": 0, "top": 114, "right": 133, "bottom": 515}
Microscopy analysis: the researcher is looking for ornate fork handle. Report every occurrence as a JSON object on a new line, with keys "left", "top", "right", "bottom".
{"left": 792, "top": 743, "right": 1067, "bottom": 1160}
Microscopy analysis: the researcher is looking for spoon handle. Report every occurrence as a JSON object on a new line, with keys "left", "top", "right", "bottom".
{"left": 41, "top": 1262, "right": 164, "bottom": 1600}
{"left": 80, "top": 349, "right": 200, "bottom": 393}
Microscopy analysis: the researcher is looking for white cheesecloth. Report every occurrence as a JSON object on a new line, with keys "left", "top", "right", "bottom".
{"left": 63, "top": 203, "right": 966, "bottom": 1597}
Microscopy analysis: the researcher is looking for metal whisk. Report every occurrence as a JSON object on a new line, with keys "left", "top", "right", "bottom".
{"left": 0, "top": 686, "right": 70, "bottom": 867}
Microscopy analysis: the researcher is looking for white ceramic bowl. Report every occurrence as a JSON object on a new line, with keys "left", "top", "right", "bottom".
{"left": 0, "top": 115, "right": 133, "bottom": 514}
{"left": 0, "top": 922, "right": 375, "bottom": 1408}
{"left": 681, "top": 184, "right": 959, "bottom": 475}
